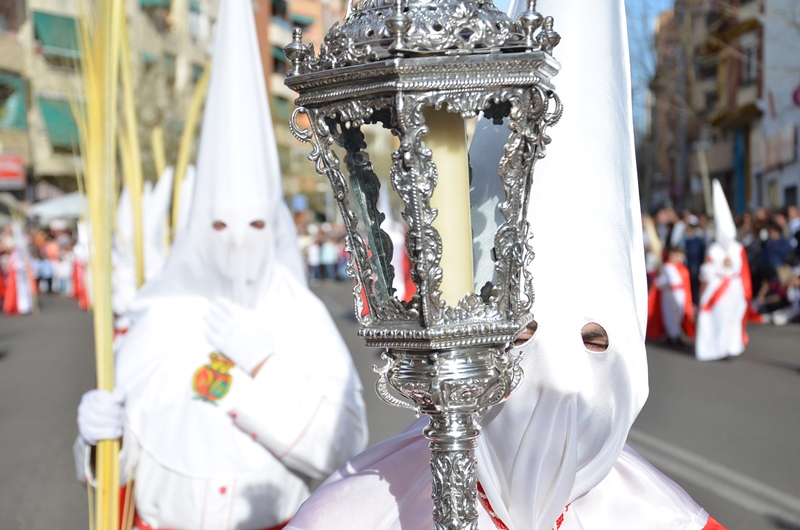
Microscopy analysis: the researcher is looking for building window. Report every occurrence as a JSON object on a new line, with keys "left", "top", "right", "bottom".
{"left": 741, "top": 44, "right": 758, "bottom": 85}
{"left": 141, "top": 51, "right": 158, "bottom": 73}
{"left": 697, "top": 57, "right": 717, "bottom": 80}
{"left": 163, "top": 54, "right": 177, "bottom": 88}
{"left": 37, "top": 96, "right": 81, "bottom": 152}
{"left": 273, "top": 96, "right": 290, "bottom": 122}
{"left": 705, "top": 91, "right": 718, "bottom": 111}
{"left": 32, "top": 11, "right": 80, "bottom": 68}
{"left": 272, "top": 0, "right": 288, "bottom": 19}
{"left": 140, "top": 0, "right": 171, "bottom": 33}
{"left": 785, "top": 185, "right": 798, "bottom": 207}
{"left": 272, "top": 45, "right": 287, "bottom": 75}
{"left": 0, "top": 71, "right": 27, "bottom": 131}
{"left": 0, "top": 0, "right": 22, "bottom": 33}
{"left": 189, "top": 0, "right": 202, "bottom": 43}
{"left": 191, "top": 63, "right": 205, "bottom": 84}
{"left": 289, "top": 13, "right": 314, "bottom": 29}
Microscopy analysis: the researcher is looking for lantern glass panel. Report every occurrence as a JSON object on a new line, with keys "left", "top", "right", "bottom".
{"left": 327, "top": 117, "right": 407, "bottom": 306}
{"left": 468, "top": 114, "right": 511, "bottom": 299}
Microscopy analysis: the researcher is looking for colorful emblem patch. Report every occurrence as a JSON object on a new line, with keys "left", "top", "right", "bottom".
{"left": 192, "top": 352, "right": 234, "bottom": 404}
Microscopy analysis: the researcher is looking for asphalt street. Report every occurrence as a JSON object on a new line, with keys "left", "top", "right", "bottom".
{"left": 0, "top": 283, "right": 798, "bottom": 529}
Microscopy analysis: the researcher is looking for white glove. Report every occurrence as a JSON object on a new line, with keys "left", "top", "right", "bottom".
{"left": 77, "top": 388, "right": 125, "bottom": 445}
{"left": 204, "top": 297, "right": 274, "bottom": 375}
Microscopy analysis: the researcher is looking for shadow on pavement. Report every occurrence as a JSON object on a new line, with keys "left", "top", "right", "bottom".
{"left": 767, "top": 515, "right": 800, "bottom": 530}
{"left": 646, "top": 339, "right": 695, "bottom": 357}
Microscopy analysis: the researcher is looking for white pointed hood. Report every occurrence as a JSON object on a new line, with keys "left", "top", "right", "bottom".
{"left": 133, "top": 0, "right": 303, "bottom": 311}
{"left": 116, "top": 0, "right": 359, "bottom": 482}
{"left": 712, "top": 179, "right": 737, "bottom": 249}
{"left": 472, "top": 0, "right": 648, "bottom": 528}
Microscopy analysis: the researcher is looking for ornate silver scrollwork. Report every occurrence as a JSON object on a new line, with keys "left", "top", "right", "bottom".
{"left": 285, "top": 4, "right": 560, "bottom": 527}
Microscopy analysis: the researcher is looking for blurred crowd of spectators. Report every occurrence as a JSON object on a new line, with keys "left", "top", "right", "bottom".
{"left": 296, "top": 222, "right": 349, "bottom": 284}
{"left": 651, "top": 205, "right": 800, "bottom": 325}
{"left": 0, "top": 224, "right": 78, "bottom": 302}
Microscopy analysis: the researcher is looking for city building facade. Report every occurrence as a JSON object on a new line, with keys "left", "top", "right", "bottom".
{"left": 0, "top": 0, "right": 343, "bottom": 210}
{"left": 647, "top": 0, "right": 800, "bottom": 213}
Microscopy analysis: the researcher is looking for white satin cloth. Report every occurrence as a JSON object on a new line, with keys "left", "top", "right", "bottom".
{"left": 287, "top": 0, "right": 711, "bottom": 528}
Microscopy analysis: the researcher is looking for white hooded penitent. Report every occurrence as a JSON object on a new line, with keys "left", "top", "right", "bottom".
{"left": 76, "top": 0, "right": 368, "bottom": 527}
{"left": 695, "top": 180, "right": 751, "bottom": 361}
{"left": 286, "top": 0, "right": 716, "bottom": 529}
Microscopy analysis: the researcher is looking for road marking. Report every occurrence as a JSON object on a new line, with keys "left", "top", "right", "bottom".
{"left": 628, "top": 429, "right": 800, "bottom": 526}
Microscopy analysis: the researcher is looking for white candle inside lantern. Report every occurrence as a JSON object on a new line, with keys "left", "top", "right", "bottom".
{"left": 424, "top": 107, "right": 474, "bottom": 305}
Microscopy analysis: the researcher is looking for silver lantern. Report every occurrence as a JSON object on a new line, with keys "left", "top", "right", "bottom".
{"left": 285, "top": 0, "right": 561, "bottom": 527}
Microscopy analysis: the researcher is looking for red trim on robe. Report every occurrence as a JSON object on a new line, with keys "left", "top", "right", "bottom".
{"left": 676, "top": 263, "right": 696, "bottom": 338}
{"left": 477, "top": 482, "right": 569, "bottom": 530}
{"left": 3, "top": 263, "right": 17, "bottom": 315}
{"left": 646, "top": 281, "right": 666, "bottom": 339}
{"left": 646, "top": 261, "right": 695, "bottom": 339}
{"left": 701, "top": 276, "right": 732, "bottom": 312}
{"left": 738, "top": 247, "right": 753, "bottom": 346}
{"left": 74, "top": 261, "right": 89, "bottom": 310}
{"left": 703, "top": 515, "right": 727, "bottom": 530}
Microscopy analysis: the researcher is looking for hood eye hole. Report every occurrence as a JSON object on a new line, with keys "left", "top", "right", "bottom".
{"left": 250, "top": 220, "right": 266, "bottom": 229}
{"left": 581, "top": 322, "right": 609, "bottom": 353}
{"left": 513, "top": 320, "right": 538, "bottom": 347}
{"left": 212, "top": 221, "right": 227, "bottom": 231}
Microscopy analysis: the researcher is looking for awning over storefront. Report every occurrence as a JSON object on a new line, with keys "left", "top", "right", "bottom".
{"left": 32, "top": 12, "right": 80, "bottom": 60}
{"left": 289, "top": 13, "right": 315, "bottom": 27}
{"left": 141, "top": 51, "right": 159, "bottom": 64}
{"left": 37, "top": 96, "right": 81, "bottom": 150}
{"left": 140, "top": 0, "right": 171, "bottom": 7}
{"left": 29, "top": 191, "right": 84, "bottom": 221}
{"left": 272, "top": 45, "right": 286, "bottom": 62}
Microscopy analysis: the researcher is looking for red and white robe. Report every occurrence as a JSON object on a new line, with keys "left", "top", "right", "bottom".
{"left": 695, "top": 242, "right": 751, "bottom": 361}
{"left": 647, "top": 261, "right": 695, "bottom": 341}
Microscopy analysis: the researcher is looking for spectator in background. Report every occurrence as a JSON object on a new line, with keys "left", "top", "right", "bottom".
{"left": 306, "top": 224, "right": 321, "bottom": 284}
{"left": 684, "top": 216, "right": 706, "bottom": 303}
{"left": 698, "top": 212, "right": 714, "bottom": 242}
{"left": 771, "top": 266, "right": 800, "bottom": 325}
{"left": 54, "top": 249, "right": 74, "bottom": 296}
{"left": 35, "top": 250, "right": 53, "bottom": 294}
{"left": 761, "top": 222, "right": 792, "bottom": 272}
{"left": 788, "top": 205, "right": 800, "bottom": 250}
{"left": 320, "top": 230, "right": 339, "bottom": 281}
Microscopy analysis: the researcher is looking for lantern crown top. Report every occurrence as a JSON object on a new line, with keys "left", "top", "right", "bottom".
{"left": 285, "top": 0, "right": 559, "bottom": 75}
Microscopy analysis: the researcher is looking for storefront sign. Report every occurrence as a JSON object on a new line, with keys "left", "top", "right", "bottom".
{"left": 0, "top": 154, "right": 25, "bottom": 190}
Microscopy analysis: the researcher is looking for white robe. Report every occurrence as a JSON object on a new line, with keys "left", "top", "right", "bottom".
{"left": 78, "top": 266, "right": 367, "bottom": 529}
{"left": 657, "top": 263, "right": 687, "bottom": 339}
{"left": 286, "top": 423, "right": 709, "bottom": 530}
{"left": 695, "top": 242, "right": 748, "bottom": 361}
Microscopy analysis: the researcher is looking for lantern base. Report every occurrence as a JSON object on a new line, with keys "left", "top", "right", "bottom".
{"left": 372, "top": 344, "right": 523, "bottom": 529}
